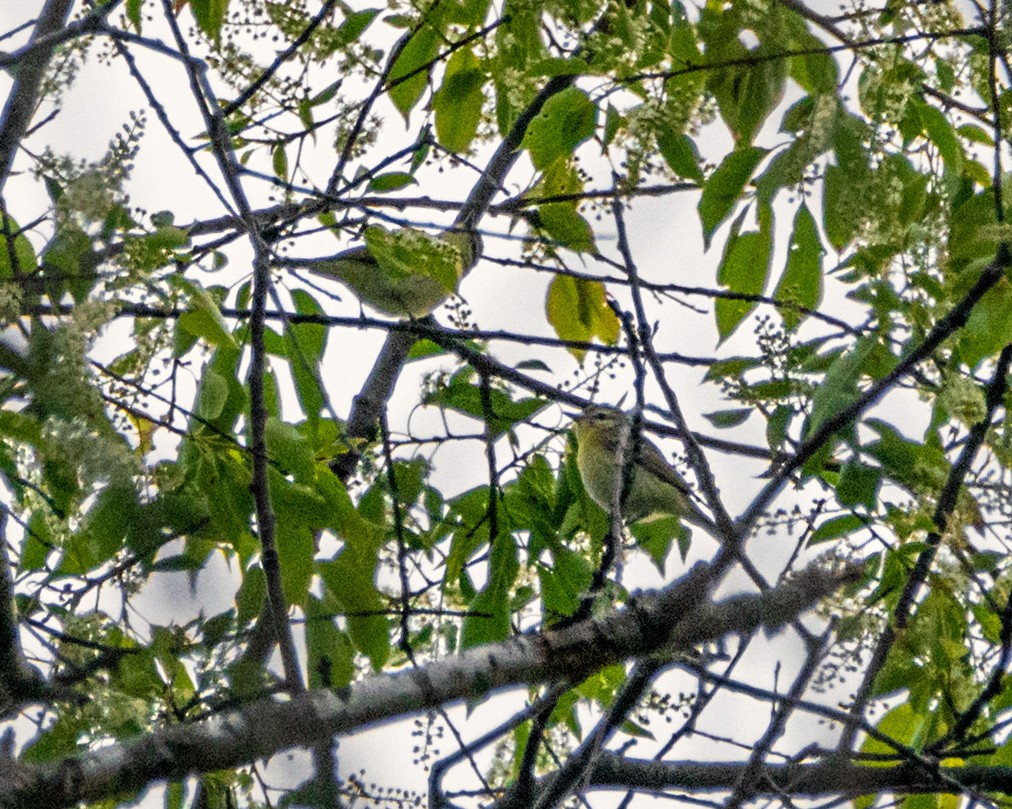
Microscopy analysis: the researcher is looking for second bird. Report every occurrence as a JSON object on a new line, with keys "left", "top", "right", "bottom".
{"left": 572, "top": 405, "right": 710, "bottom": 528}
{"left": 303, "top": 225, "right": 482, "bottom": 319}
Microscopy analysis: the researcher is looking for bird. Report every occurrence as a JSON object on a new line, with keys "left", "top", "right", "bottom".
{"left": 302, "top": 225, "right": 482, "bottom": 318}
{"left": 571, "top": 405, "right": 710, "bottom": 528}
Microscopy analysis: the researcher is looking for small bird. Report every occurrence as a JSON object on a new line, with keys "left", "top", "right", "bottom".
{"left": 571, "top": 405, "right": 710, "bottom": 528}
{"left": 302, "top": 225, "right": 482, "bottom": 318}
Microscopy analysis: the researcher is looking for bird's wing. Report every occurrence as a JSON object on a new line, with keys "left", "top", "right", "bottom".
{"left": 596, "top": 426, "right": 692, "bottom": 495}
{"left": 636, "top": 437, "right": 694, "bottom": 496}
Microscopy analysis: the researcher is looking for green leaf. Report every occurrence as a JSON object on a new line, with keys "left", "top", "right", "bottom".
{"left": 305, "top": 596, "right": 355, "bottom": 689}
{"left": 809, "top": 514, "right": 865, "bottom": 545}
{"left": 113, "top": 646, "right": 159, "bottom": 697}
{"left": 235, "top": 565, "right": 266, "bottom": 624}
{"left": 657, "top": 131, "right": 703, "bottom": 183}
{"left": 195, "top": 368, "right": 228, "bottom": 420}
{"left": 864, "top": 420, "right": 937, "bottom": 487}
{"left": 265, "top": 418, "right": 315, "bottom": 482}
{"left": 807, "top": 337, "right": 877, "bottom": 438}
{"left": 917, "top": 101, "right": 963, "bottom": 175}
{"left": 43, "top": 175, "right": 64, "bottom": 203}
{"left": 539, "top": 544, "right": 591, "bottom": 618}
{"left": 774, "top": 204, "right": 823, "bottom": 330}
{"left": 822, "top": 164, "right": 858, "bottom": 251}
{"left": 388, "top": 27, "right": 439, "bottom": 119}
{"left": 702, "top": 408, "right": 752, "bottom": 428}
{"left": 959, "top": 277, "right": 1012, "bottom": 368}
{"left": 145, "top": 225, "right": 189, "bottom": 250}
{"left": 823, "top": 114, "right": 871, "bottom": 250}
{"left": 957, "top": 123, "right": 993, "bottom": 146}
{"left": 837, "top": 461, "right": 881, "bottom": 509}
{"left": 766, "top": 404, "right": 792, "bottom": 451}
{"left": 271, "top": 142, "right": 288, "bottom": 180}
{"left": 545, "top": 275, "right": 620, "bottom": 358}
{"left": 536, "top": 158, "right": 597, "bottom": 252}
{"left": 460, "top": 587, "right": 505, "bottom": 655}
{"left": 789, "top": 30, "right": 838, "bottom": 93}
{"left": 63, "top": 482, "right": 139, "bottom": 573}
{"left": 947, "top": 190, "right": 999, "bottom": 266}
{"left": 318, "top": 479, "right": 389, "bottom": 670}
{"left": 126, "top": 0, "right": 143, "bottom": 31}
{"left": 189, "top": 0, "right": 230, "bottom": 40}
{"left": 0, "top": 214, "right": 37, "bottom": 279}
{"left": 20, "top": 510, "right": 51, "bottom": 571}
{"left": 539, "top": 203, "right": 596, "bottom": 252}
{"left": 522, "top": 87, "right": 597, "bottom": 170}
{"left": 891, "top": 154, "right": 928, "bottom": 227}
{"left": 389, "top": 458, "right": 427, "bottom": 504}
{"left": 433, "top": 47, "right": 484, "bottom": 153}
{"left": 463, "top": 0, "right": 493, "bottom": 26}
{"left": 188, "top": 449, "right": 253, "bottom": 546}
{"left": 862, "top": 701, "right": 927, "bottom": 757}
{"left": 91, "top": 480, "right": 138, "bottom": 546}
{"left": 423, "top": 367, "right": 546, "bottom": 438}
{"left": 309, "top": 79, "right": 343, "bottom": 108}
{"left": 41, "top": 226, "right": 98, "bottom": 303}
{"left": 21, "top": 713, "right": 81, "bottom": 763}
{"left": 275, "top": 521, "right": 314, "bottom": 608}
{"left": 506, "top": 455, "right": 561, "bottom": 557}
{"left": 444, "top": 487, "right": 492, "bottom": 589}
{"left": 706, "top": 34, "right": 787, "bottom": 144}
{"left": 287, "top": 289, "right": 327, "bottom": 426}
{"left": 367, "top": 172, "right": 418, "bottom": 193}
{"left": 127, "top": 500, "right": 165, "bottom": 560}
{"left": 299, "top": 96, "right": 317, "bottom": 133}
{"left": 714, "top": 207, "right": 772, "bottom": 341}
{"left": 460, "top": 534, "right": 518, "bottom": 649}
{"left": 406, "top": 339, "right": 451, "bottom": 360}
{"left": 173, "top": 279, "right": 237, "bottom": 353}
{"left": 703, "top": 356, "right": 761, "bottom": 382}
{"left": 331, "top": 8, "right": 381, "bottom": 49}
{"left": 872, "top": 649, "right": 924, "bottom": 699}
{"left": 698, "top": 146, "right": 768, "bottom": 248}
{"left": 629, "top": 516, "right": 688, "bottom": 571}
{"left": 603, "top": 103, "right": 623, "bottom": 149}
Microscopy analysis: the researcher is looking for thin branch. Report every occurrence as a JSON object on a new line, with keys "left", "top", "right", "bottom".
{"left": 530, "top": 660, "right": 665, "bottom": 809}
{"left": 159, "top": 0, "right": 303, "bottom": 692}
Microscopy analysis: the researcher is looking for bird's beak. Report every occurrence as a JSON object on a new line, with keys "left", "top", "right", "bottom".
{"left": 563, "top": 409, "right": 581, "bottom": 420}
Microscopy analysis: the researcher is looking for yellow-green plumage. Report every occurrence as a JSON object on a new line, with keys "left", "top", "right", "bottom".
{"left": 308, "top": 226, "right": 482, "bottom": 318}
{"left": 572, "top": 405, "right": 709, "bottom": 527}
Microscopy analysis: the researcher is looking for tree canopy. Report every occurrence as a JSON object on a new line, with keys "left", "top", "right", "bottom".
{"left": 0, "top": 0, "right": 1010, "bottom": 807}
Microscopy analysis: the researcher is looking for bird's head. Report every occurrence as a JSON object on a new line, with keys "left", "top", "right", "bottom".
{"left": 571, "top": 405, "right": 627, "bottom": 443}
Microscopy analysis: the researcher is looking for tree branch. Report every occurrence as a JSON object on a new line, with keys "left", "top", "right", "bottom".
{"left": 580, "top": 757, "right": 1012, "bottom": 798}
{"left": 0, "top": 0, "right": 74, "bottom": 194}
{"left": 0, "top": 561, "right": 860, "bottom": 808}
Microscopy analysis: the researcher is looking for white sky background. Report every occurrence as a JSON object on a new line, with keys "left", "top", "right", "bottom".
{"left": 0, "top": 0, "right": 968, "bottom": 805}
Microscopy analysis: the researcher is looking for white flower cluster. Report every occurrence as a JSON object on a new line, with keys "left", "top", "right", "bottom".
{"left": 0, "top": 284, "right": 23, "bottom": 326}
{"left": 938, "top": 373, "right": 987, "bottom": 428}
{"left": 41, "top": 415, "right": 138, "bottom": 491}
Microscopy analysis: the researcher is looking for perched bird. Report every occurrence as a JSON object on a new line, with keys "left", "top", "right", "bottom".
{"left": 303, "top": 225, "right": 482, "bottom": 318}
{"left": 571, "top": 405, "right": 710, "bottom": 527}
